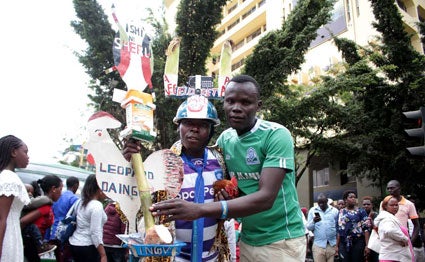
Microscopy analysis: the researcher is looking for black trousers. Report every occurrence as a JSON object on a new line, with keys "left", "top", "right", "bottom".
{"left": 23, "top": 231, "right": 40, "bottom": 262}
{"left": 338, "top": 238, "right": 366, "bottom": 262}
{"left": 70, "top": 244, "right": 100, "bottom": 262}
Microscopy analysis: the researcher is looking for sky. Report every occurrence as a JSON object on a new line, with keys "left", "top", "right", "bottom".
{"left": 0, "top": 0, "right": 161, "bottom": 163}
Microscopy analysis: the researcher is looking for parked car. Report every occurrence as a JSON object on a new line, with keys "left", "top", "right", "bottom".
{"left": 16, "top": 162, "right": 93, "bottom": 195}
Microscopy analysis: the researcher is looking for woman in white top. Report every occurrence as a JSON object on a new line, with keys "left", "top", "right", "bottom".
{"left": 0, "top": 135, "right": 31, "bottom": 262}
{"left": 69, "top": 174, "right": 107, "bottom": 262}
{"left": 374, "top": 196, "right": 414, "bottom": 262}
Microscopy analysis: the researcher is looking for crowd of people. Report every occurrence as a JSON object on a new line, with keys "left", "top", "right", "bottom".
{"left": 301, "top": 181, "right": 425, "bottom": 262}
{"left": 0, "top": 135, "right": 127, "bottom": 262}
{"left": 1, "top": 74, "right": 424, "bottom": 262}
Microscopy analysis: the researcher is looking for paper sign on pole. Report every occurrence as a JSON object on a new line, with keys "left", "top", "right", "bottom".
{"left": 112, "top": 4, "right": 153, "bottom": 92}
{"left": 84, "top": 111, "right": 141, "bottom": 233}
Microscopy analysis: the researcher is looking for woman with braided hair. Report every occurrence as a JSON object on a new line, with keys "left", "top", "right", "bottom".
{"left": 0, "top": 135, "right": 31, "bottom": 261}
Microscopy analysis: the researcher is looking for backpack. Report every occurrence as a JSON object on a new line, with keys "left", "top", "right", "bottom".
{"left": 55, "top": 199, "right": 81, "bottom": 243}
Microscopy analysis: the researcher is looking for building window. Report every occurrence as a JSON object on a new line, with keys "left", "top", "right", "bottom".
{"left": 246, "top": 27, "right": 262, "bottom": 43}
{"left": 234, "top": 40, "right": 245, "bottom": 51}
{"left": 345, "top": 0, "right": 351, "bottom": 22}
{"left": 313, "top": 167, "right": 329, "bottom": 188}
{"left": 228, "top": 18, "right": 240, "bottom": 31}
{"left": 232, "top": 58, "right": 245, "bottom": 71}
{"left": 228, "top": 3, "right": 238, "bottom": 14}
{"left": 258, "top": 0, "right": 266, "bottom": 8}
{"left": 355, "top": 0, "right": 360, "bottom": 16}
{"left": 242, "top": 6, "right": 257, "bottom": 20}
{"left": 396, "top": 0, "right": 407, "bottom": 12}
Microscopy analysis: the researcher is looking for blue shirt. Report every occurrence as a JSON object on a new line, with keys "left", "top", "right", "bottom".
{"left": 49, "top": 190, "right": 79, "bottom": 240}
{"left": 307, "top": 205, "right": 339, "bottom": 248}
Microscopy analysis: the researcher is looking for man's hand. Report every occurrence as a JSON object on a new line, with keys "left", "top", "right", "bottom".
{"left": 122, "top": 138, "right": 141, "bottom": 161}
{"left": 150, "top": 199, "right": 202, "bottom": 223}
{"left": 215, "top": 189, "right": 230, "bottom": 201}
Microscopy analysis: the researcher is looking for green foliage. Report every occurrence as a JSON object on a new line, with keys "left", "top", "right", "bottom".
{"left": 243, "top": 0, "right": 425, "bottom": 196}
{"left": 242, "top": 0, "right": 335, "bottom": 183}
{"left": 419, "top": 21, "right": 425, "bottom": 45}
{"left": 71, "top": 0, "right": 227, "bottom": 151}
{"left": 243, "top": 0, "right": 335, "bottom": 98}
{"left": 175, "top": 0, "right": 227, "bottom": 83}
{"left": 71, "top": 0, "right": 126, "bottom": 149}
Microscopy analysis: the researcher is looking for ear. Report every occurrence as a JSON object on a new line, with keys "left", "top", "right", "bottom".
{"left": 257, "top": 100, "right": 262, "bottom": 112}
{"left": 11, "top": 148, "right": 18, "bottom": 158}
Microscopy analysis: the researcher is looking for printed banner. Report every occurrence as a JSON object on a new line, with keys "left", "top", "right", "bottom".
{"left": 218, "top": 40, "right": 232, "bottom": 97}
{"left": 164, "top": 75, "right": 224, "bottom": 99}
{"left": 84, "top": 111, "right": 140, "bottom": 233}
{"left": 85, "top": 113, "right": 183, "bottom": 232}
{"left": 163, "top": 37, "right": 180, "bottom": 97}
{"left": 112, "top": 4, "right": 153, "bottom": 92}
{"left": 163, "top": 39, "right": 232, "bottom": 99}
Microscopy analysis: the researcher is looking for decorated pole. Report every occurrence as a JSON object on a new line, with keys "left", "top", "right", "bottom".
{"left": 110, "top": 4, "right": 171, "bottom": 245}
{"left": 132, "top": 153, "right": 155, "bottom": 232}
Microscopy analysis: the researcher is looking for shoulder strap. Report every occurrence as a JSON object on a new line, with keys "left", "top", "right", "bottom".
{"left": 67, "top": 199, "right": 81, "bottom": 217}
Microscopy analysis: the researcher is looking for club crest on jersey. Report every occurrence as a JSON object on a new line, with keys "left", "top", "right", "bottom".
{"left": 246, "top": 147, "right": 260, "bottom": 165}
{"left": 214, "top": 169, "right": 223, "bottom": 180}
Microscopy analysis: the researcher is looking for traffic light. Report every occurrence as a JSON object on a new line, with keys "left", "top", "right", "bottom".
{"left": 402, "top": 107, "right": 425, "bottom": 156}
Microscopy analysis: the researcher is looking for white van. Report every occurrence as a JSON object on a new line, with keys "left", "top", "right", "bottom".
{"left": 16, "top": 162, "right": 93, "bottom": 195}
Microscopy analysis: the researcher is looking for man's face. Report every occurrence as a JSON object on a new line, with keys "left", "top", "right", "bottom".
{"left": 386, "top": 181, "right": 400, "bottom": 197}
{"left": 179, "top": 119, "right": 211, "bottom": 153}
{"left": 223, "top": 81, "right": 261, "bottom": 135}
{"left": 317, "top": 198, "right": 328, "bottom": 211}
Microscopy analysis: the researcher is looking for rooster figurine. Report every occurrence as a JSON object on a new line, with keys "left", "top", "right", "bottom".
{"left": 210, "top": 177, "right": 238, "bottom": 261}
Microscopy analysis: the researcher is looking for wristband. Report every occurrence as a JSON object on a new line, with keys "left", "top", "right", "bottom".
{"left": 220, "top": 200, "right": 228, "bottom": 219}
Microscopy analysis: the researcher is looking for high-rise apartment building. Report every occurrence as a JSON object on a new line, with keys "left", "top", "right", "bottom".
{"left": 165, "top": 0, "right": 424, "bottom": 85}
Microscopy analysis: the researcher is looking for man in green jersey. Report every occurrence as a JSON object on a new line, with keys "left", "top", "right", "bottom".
{"left": 151, "top": 75, "right": 306, "bottom": 261}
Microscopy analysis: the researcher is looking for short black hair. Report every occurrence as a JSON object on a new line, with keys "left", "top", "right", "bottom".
{"left": 342, "top": 189, "right": 357, "bottom": 200}
{"left": 230, "top": 75, "right": 261, "bottom": 95}
{"left": 317, "top": 193, "right": 327, "bottom": 202}
{"left": 66, "top": 176, "right": 79, "bottom": 188}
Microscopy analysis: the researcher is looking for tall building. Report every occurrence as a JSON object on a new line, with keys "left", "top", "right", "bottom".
{"left": 163, "top": 0, "right": 425, "bottom": 207}
{"left": 165, "top": 0, "right": 424, "bottom": 83}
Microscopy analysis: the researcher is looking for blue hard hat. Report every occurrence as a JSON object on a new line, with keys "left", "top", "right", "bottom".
{"left": 173, "top": 95, "right": 220, "bottom": 126}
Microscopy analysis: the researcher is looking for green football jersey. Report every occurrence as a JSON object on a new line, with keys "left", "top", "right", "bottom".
{"left": 217, "top": 119, "right": 305, "bottom": 246}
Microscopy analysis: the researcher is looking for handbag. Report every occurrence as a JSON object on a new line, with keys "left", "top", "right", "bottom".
{"left": 367, "top": 228, "right": 380, "bottom": 253}
{"left": 55, "top": 199, "right": 81, "bottom": 243}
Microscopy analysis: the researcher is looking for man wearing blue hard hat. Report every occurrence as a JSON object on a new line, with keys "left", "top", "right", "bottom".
{"left": 123, "top": 94, "right": 229, "bottom": 262}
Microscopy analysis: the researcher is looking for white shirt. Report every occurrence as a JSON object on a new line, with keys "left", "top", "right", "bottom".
{"left": 0, "top": 170, "right": 30, "bottom": 262}
{"left": 69, "top": 199, "right": 107, "bottom": 248}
